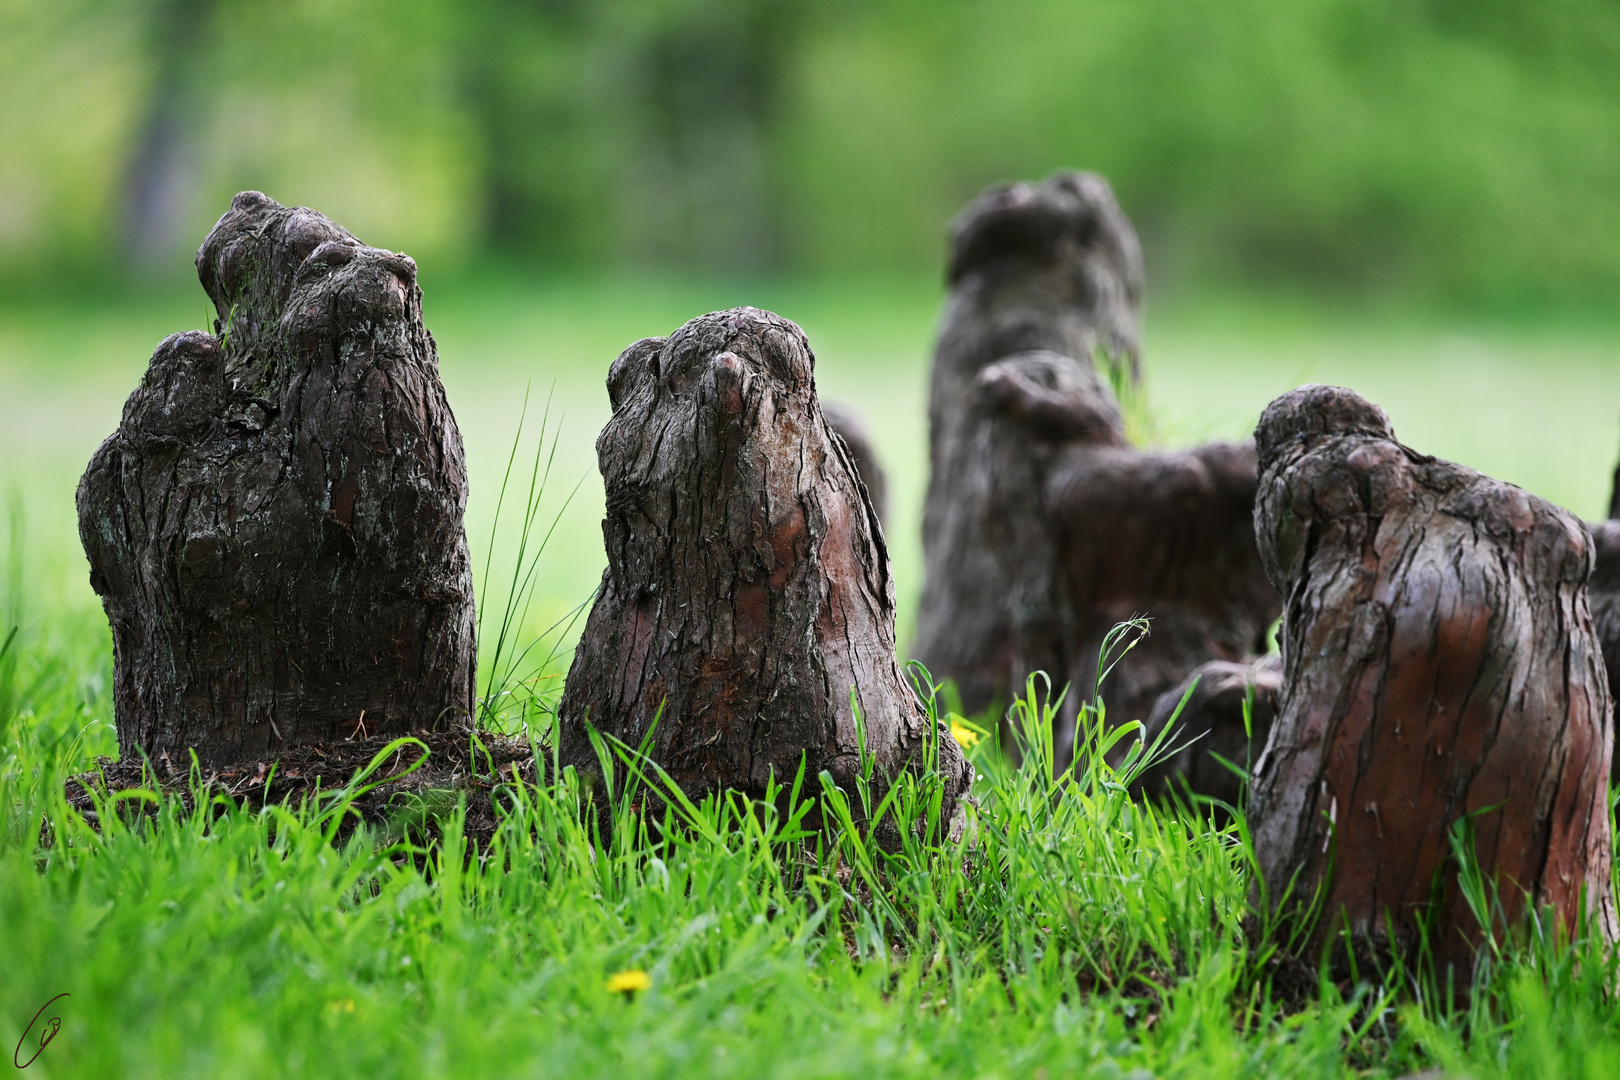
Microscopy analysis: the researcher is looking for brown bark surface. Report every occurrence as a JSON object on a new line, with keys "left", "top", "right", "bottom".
{"left": 1250, "top": 384, "right": 1616, "bottom": 973}
{"left": 915, "top": 172, "right": 1144, "bottom": 713}
{"left": 1132, "top": 655, "right": 1281, "bottom": 813}
{"left": 78, "top": 191, "right": 476, "bottom": 767}
{"left": 557, "top": 308, "right": 970, "bottom": 816}
{"left": 913, "top": 174, "right": 1278, "bottom": 761}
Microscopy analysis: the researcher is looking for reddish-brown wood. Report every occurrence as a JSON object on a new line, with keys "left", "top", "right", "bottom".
{"left": 1249, "top": 384, "right": 1616, "bottom": 973}
{"left": 557, "top": 308, "right": 971, "bottom": 818}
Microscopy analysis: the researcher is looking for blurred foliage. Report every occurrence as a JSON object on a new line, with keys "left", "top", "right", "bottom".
{"left": 2, "top": 0, "right": 1619, "bottom": 302}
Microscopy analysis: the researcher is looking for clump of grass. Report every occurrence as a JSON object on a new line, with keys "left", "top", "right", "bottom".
{"left": 474, "top": 386, "right": 589, "bottom": 738}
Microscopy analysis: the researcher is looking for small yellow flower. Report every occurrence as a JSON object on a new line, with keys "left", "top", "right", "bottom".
{"left": 606, "top": 969, "right": 652, "bottom": 994}
{"left": 949, "top": 717, "right": 981, "bottom": 750}
{"left": 325, "top": 998, "right": 356, "bottom": 1015}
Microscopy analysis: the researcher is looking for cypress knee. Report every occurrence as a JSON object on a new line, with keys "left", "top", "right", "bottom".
{"left": 1249, "top": 385, "right": 1616, "bottom": 973}
{"left": 973, "top": 351, "right": 1277, "bottom": 759}
{"left": 914, "top": 172, "right": 1277, "bottom": 753}
{"left": 916, "top": 171, "right": 1144, "bottom": 714}
{"left": 557, "top": 308, "right": 971, "bottom": 816}
{"left": 1132, "top": 656, "right": 1281, "bottom": 813}
{"left": 77, "top": 191, "right": 476, "bottom": 767}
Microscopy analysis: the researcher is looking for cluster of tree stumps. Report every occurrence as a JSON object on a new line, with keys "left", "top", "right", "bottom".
{"left": 72, "top": 182, "right": 1620, "bottom": 981}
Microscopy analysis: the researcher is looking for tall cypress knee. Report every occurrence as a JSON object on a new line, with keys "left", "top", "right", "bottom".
{"left": 916, "top": 171, "right": 1144, "bottom": 715}
{"left": 1250, "top": 385, "right": 1616, "bottom": 973}
{"left": 78, "top": 191, "right": 476, "bottom": 767}
{"left": 558, "top": 308, "right": 971, "bottom": 815}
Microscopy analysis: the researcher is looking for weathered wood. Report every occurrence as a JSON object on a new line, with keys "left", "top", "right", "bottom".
{"left": 1132, "top": 655, "right": 1281, "bottom": 813}
{"left": 557, "top": 307, "right": 971, "bottom": 817}
{"left": 913, "top": 175, "right": 1278, "bottom": 761}
{"left": 915, "top": 171, "right": 1144, "bottom": 714}
{"left": 1250, "top": 384, "right": 1616, "bottom": 974}
{"left": 822, "top": 401, "right": 888, "bottom": 528}
{"left": 78, "top": 191, "right": 477, "bottom": 767}
{"left": 969, "top": 350, "right": 1277, "bottom": 760}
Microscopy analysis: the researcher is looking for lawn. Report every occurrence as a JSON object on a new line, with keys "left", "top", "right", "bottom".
{"left": 4, "top": 276, "right": 1620, "bottom": 1077}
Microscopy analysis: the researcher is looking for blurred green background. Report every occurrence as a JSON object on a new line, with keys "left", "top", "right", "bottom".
{"left": 7, "top": 0, "right": 1620, "bottom": 300}
{"left": 4, "top": 0, "right": 1620, "bottom": 664}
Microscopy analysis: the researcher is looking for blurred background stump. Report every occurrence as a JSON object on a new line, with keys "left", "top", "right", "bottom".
{"left": 822, "top": 401, "right": 888, "bottom": 528}
{"left": 1249, "top": 384, "right": 1616, "bottom": 976}
{"left": 915, "top": 171, "right": 1143, "bottom": 715}
{"left": 78, "top": 191, "right": 477, "bottom": 769}
{"left": 1131, "top": 656, "right": 1281, "bottom": 815}
{"left": 557, "top": 308, "right": 971, "bottom": 820}
{"left": 913, "top": 172, "right": 1278, "bottom": 767}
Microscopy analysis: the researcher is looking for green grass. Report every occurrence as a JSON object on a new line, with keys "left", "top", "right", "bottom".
{"left": 6, "top": 278, "right": 1620, "bottom": 1076}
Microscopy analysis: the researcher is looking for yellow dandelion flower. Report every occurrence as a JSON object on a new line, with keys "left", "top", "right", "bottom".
{"left": 606, "top": 969, "right": 652, "bottom": 994}
{"left": 949, "top": 718, "right": 981, "bottom": 750}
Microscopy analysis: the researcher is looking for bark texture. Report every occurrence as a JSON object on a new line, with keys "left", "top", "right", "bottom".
{"left": 915, "top": 171, "right": 1144, "bottom": 713}
{"left": 1132, "top": 655, "right": 1281, "bottom": 813}
{"left": 1250, "top": 384, "right": 1616, "bottom": 973}
{"left": 913, "top": 175, "right": 1278, "bottom": 757}
{"left": 822, "top": 401, "right": 888, "bottom": 528}
{"left": 78, "top": 191, "right": 476, "bottom": 767}
{"left": 558, "top": 308, "right": 970, "bottom": 815}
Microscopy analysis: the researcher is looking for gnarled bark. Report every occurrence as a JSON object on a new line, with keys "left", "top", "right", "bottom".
{"left": 914, "top": 172, "right": 1278, "bottom": 762}
{"left": 915, "top": 171, "right": 1144, "bottom": 713}
{"left": 78, "top": 191, "right": 476, "bottom": 767}
{"left": 557, "top": 307, "right": 971, "bottom": 817}
{"left": 966, "top": 351, "right": 1277, "bottom": 759}
{"left": 1132, "top": 655, "right": 1281, "bottom": 813}
{"left": 1250, "top": 384, "right": 1616, "bottom": 974}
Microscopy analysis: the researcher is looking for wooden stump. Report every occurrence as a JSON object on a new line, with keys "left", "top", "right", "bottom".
{"left": 915, "top": 171, "right": 1144, "bottom": 714}
{"left": 557, "top": 308, "right": 971, "bottom": 816}
{"left": 1132, "top": 656, "right": 1281, "bottom": 813}
{"left": 78, "top": 191, "right": 476, "bottom": 768}
{"left": 1250, "top": 384, "right": 1616, "bottom": 973}
{"left": 913, "top": 175, "right": 1278, "bottom": 761}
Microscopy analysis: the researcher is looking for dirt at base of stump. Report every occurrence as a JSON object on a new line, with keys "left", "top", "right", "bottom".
{"left": 62, "top": 728, "right": 540, "bottom": 848}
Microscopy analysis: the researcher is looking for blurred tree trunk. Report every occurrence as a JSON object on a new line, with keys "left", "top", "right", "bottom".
{"left": 80, "top": 193, "right": 477, "bottom": 767}
{"left": 915, "top": 172, "right": 1145, "bottom": 716}
{"left": 1131, "top": 656, "right": 1281, "bottom": 814}
{"left": 1249, "top": 385, "right": 1616, "bottom": 978}
{"left": 122, "top": 0, "right": 213, "bottom": 273}
{"left": 1588, "top": 478, "right": 1620, "bottom": 778}
{"left": 458, "top": 0, "right": 802, "bottom": 271}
